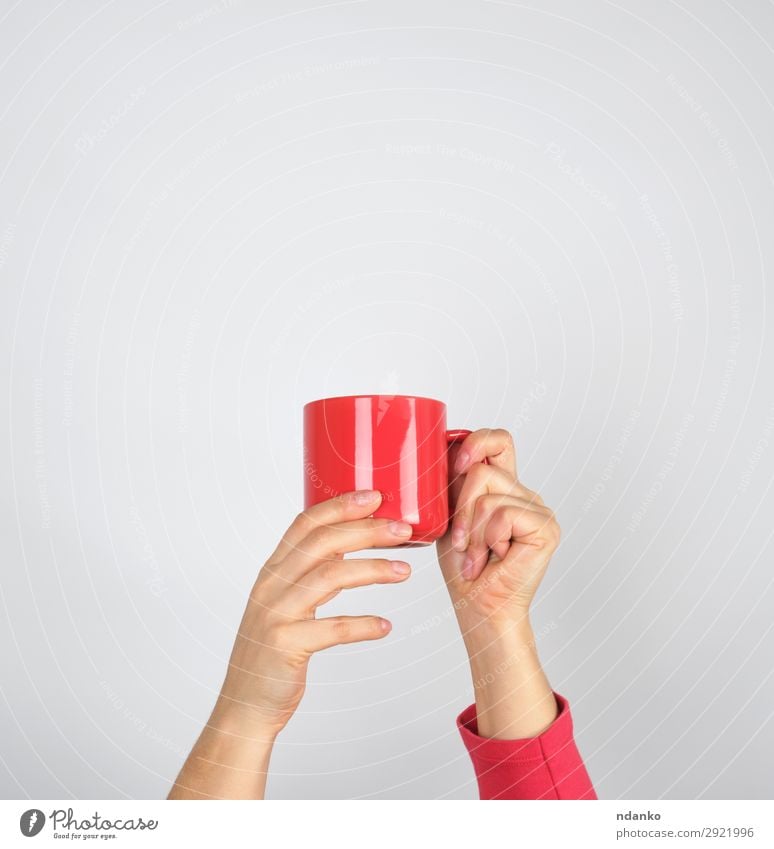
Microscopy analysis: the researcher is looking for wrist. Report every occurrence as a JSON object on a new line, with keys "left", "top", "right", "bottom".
{"left": 461, "top": 612, "right": 558, "bottom": 740}
{"left": 209, "top": 695, "right": 285, "bottom": 746}
{"left": 461, "top": 609, "right": 535, "bottom": 660}
{"left": 168, "top": 697, "right": 279, "bottom": 800}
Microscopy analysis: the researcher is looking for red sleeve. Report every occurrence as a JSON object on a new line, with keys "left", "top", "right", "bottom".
{"left": 456, "top": 692, "right": 597, "bottom": 800}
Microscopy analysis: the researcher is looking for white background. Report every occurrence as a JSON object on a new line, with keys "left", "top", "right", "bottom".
{"left": 0, "top": 0, "right": 772, "bottom": 799}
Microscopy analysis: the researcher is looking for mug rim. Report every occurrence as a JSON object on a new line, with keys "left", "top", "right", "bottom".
{"left": 304, "top": 393, "right": 445, "bottom": 410}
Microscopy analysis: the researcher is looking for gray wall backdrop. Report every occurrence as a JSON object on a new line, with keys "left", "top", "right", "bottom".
{"left": 1, "top": 0, "right": 772, "bottom": 800}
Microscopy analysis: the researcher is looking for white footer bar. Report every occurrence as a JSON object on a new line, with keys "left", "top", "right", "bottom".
{"left": 2, "top": 799, "right": 771, "bottom": 848}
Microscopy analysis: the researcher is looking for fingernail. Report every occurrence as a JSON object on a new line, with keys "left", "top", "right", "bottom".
{"left": 380, "top": 618, "right": 392, "bottom": 633}
{"left": 389, "top": 521, "right": 413, "bottom": 537}
{"left": 451, "top": 527, "right": 467, "bottom": 551}
{"left": 461, "top": 556, "right": 474, "bottom": 579}
{"left": 455, "top": 451, "right": 470, "bottom": 472}
{"left": 352, "top": 489, "right": 380, "bottom": 505}
{"left": 391, "top": 560, "right": 411, "bottom": 575}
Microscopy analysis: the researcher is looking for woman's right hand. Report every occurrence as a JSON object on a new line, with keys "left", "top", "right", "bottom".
{"left": 169, "top": 489, "right": 413, "bottom": 799}
{"left": 215, "top": 488, "right": 413, "bottom": 736}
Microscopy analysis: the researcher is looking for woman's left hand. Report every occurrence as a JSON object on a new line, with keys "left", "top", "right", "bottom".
{"left": 436, "top": 428, "right": 561, "bottom": 739}
{"left": 437, "top": 428, "right": 560, "bottom": 629}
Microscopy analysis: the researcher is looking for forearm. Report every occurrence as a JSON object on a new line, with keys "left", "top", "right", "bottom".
{"left": 464, "top": 614, "right": 557, "bottom": 740}
{"left": 168, "top": 701, "right": 278, "bottom": 800}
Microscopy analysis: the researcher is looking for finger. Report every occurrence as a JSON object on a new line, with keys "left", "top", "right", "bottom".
{"left": 464, "top": 502, "right": 559, "bottom": 584}
{"left": 466, "top": 493, "right": 518, "bottom": 573}
{"left": 453, "top": 428, "right": 517, "bottom": 477}
{"left": 465, "top": 496, "right": 552, "bottom": 581}
{"left": 282, "top": 517, "right": 414, "bottom": 578}
{"left": 289, "top": 615, "right": 392, "bottom": 653}
{"left": 449, "top": 463, "right": 524, "bottom": 552}
{"left": 269, "top": 490, "right": 384, "bottom": 562}
{"left": 484, "top": 503, "right": 560, "bottom": 555}
{"left": 281, "top": 557, "right": 412, "bottom": 615}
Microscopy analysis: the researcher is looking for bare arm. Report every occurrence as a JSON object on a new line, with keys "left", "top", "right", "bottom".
{"left": 437, "top": 428, "right": 560, "bottom": 739}
{"left": 168, "top": 489, "right": 412, "bottom": 799}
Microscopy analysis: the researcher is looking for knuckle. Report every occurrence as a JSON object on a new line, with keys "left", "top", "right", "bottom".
{"left": 471, "top": 500, "right": 494, "bottom": 530}
{"left": 531, "top": 535, "right": 552, "bottom": 552}
{"left": 538, "top": 513, "right": 560, "bottom": 548}
{"left": 489, "top": 504, "right": 513, "bottom": 532}
{"left": 332, "top": 619, "right": 351, "bottom": 640}
{"left": 484, "top": 492, "right": 510, "bottom": 511}
{"left": 291, "top": 510, "right": 313, "bottom": 533}
{"left": 492, "top": 502, "right": 512, "bottom": 520}
{"left": 494, "top": 427, "right": 514, "bottom": 444}
{"left": 317, "top": 559, "right": 340, "bottom": 586}
{"left": 465, "top": 462, "right": 491, "bottom": 487}
{"left": 511, "top": 481, "right": 537, "bottom": 501}
{"left": 307, "top": 524, "right": 335, "bottom": 550}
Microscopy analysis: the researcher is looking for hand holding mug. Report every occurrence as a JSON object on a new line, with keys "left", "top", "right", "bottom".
{"left": 438, "top": 427, "right": 560, "bottom": 624}
{"left": 169, "top": 490, "right": 411, "bottom": 799}
{"left": 218, "top": 489, "right": 412, "bottom": 732}
{"left": 437, "top": 428, "right": 561, "bottom": 740}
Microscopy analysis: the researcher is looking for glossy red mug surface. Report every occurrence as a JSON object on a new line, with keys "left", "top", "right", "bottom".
{"left": 303, "top": 395, "right": 471, "bottom": 545}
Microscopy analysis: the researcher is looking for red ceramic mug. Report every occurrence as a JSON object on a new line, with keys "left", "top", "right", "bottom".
{"left": 303, "top": 394, "right": 476, "bottom": 546}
